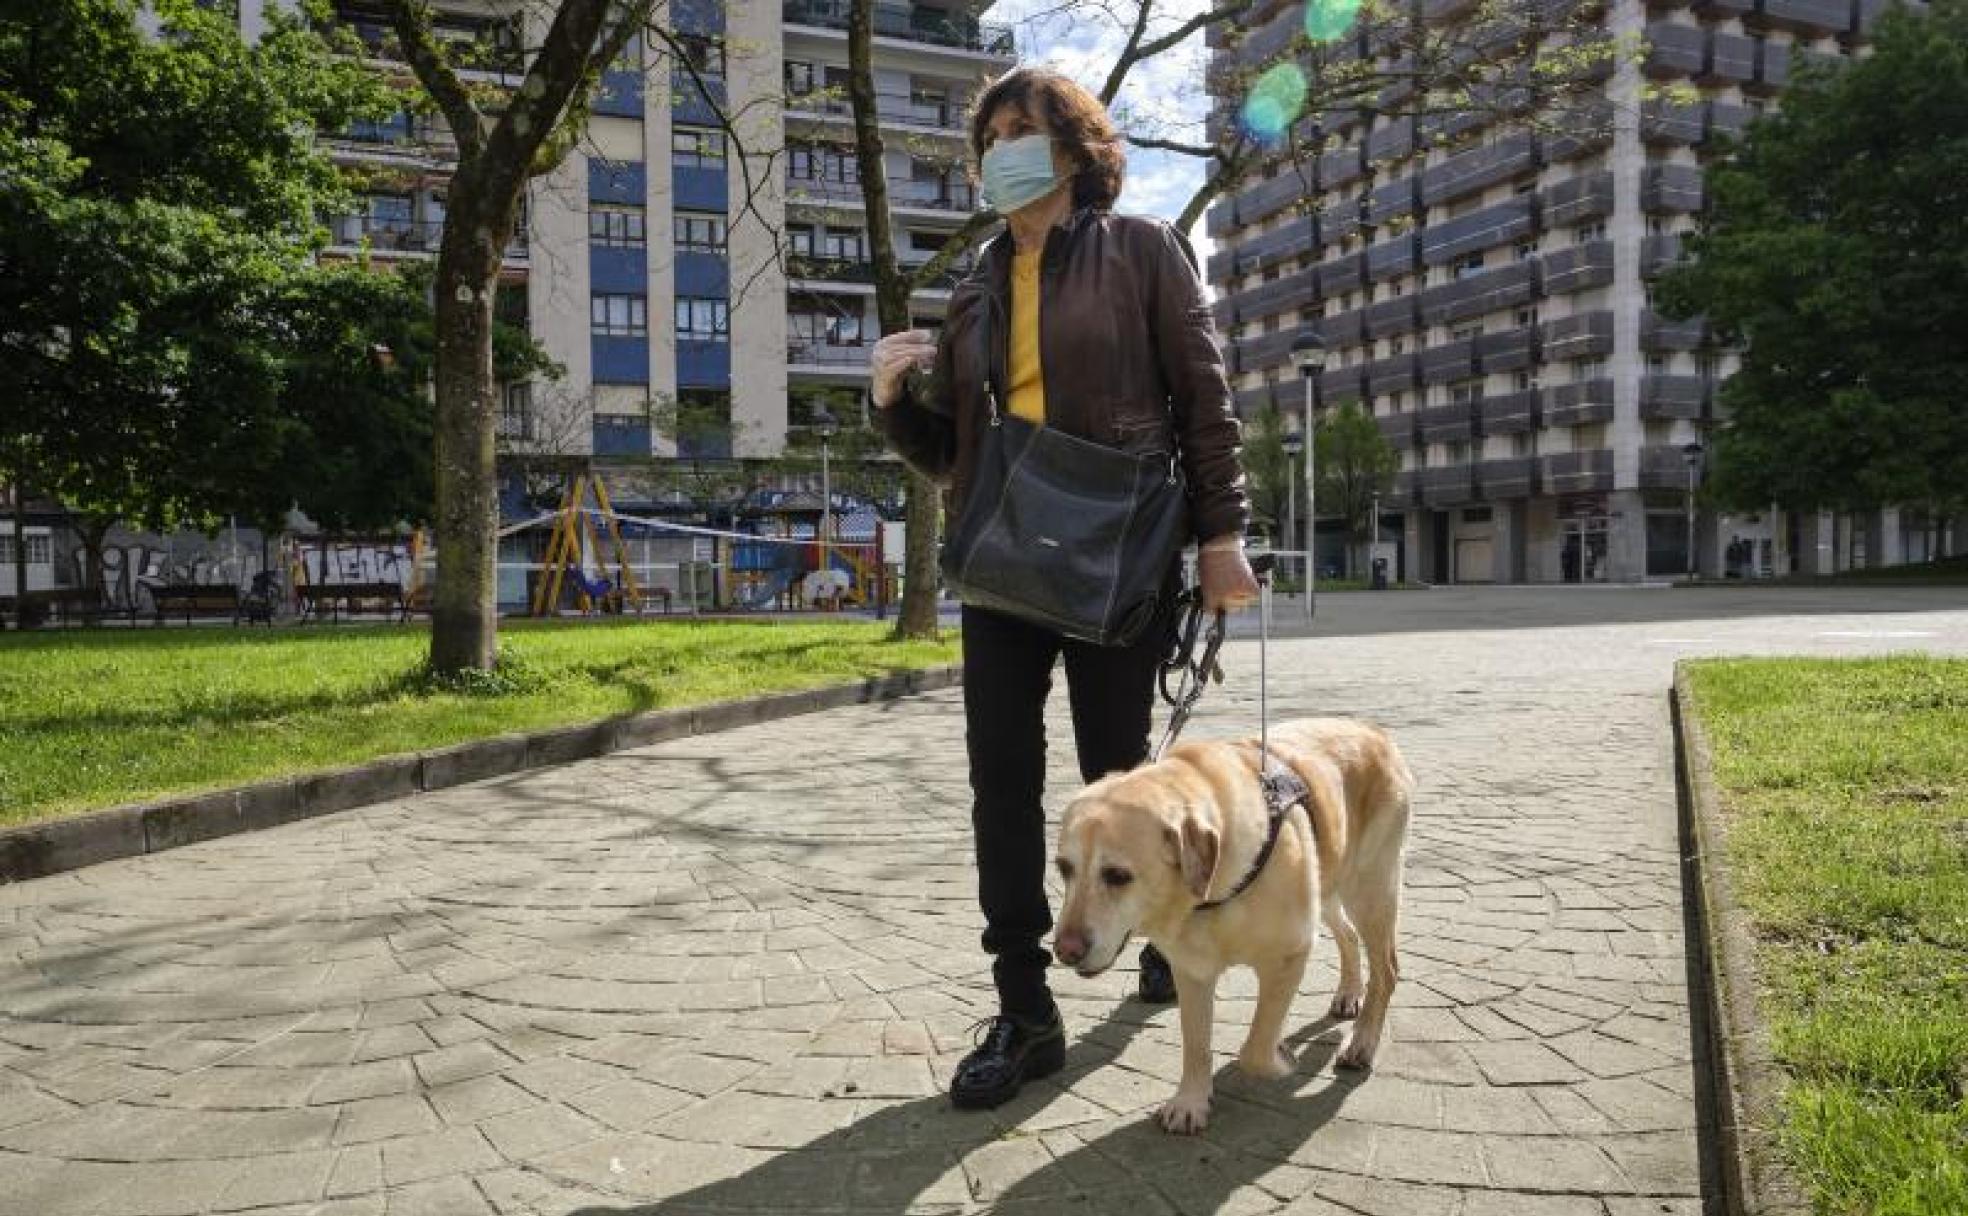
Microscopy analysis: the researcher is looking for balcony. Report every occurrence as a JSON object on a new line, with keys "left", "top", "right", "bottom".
{"left": 327, "top": 5, "right": 523, "bottom": 76}
{"left": 1749, "top": 39, "right": 1789, "bottom": 92}
{"left": 1475, "top": 326, "right": 1535, "bottom": 374}
{"left": 1229, "top": 264, "right": 1318, "bottom": 326}
{"left": 784, "top": 88, "right": 968, "bottom": 132}
{"left": 1643, "top": 22, "right": 1707, "bottom": 77}
{"left": 1541, "top": 379, "right": 1614, "bottom": 428}
{"left": 1641, "top": 232, "right": 1688, "bottom": 278}
{"left": 1706, "top": 32, "right": 1758, "bottom": 85}
{"left": 1642, "top": 98, "right": 1707, "bottom": 146}
{"left": 1419, "top": 465, "right": 1477, "bottom": 507}
{"left": 1376, "top": 411, "right": 1418, "bottom": 449}
{"left": 1229, "top": 168, "right": 1310, "bottom": 231}
{"left": 1233, "top": 328, "right": 1301, "bottom": 376}
{"left": 1751, "top": 0, "right": 1853, "bottom": 34}
{"left": 1320, "top": 365, "right": 1368, "bottom": 406}
{"left": 1642, "top": 164, "right": 1706, "bottom": 213}
{"left": 1694, "top": 0, "right": 1754, "bottom": 15}
{"left": 1366, "top": 233, "right": 1420, "bottom": 283}
{"left": 1540, "top": 448, "right": 1614, "bottom": 493}
{"left": 1542, "top": 242, "right": 1615, "bottom": 297}
{"left": 1365, "top": 118, "right": 1418, "bottom": 165}
{"left": 1366, "top": 177, "right": 1419, "bottom": 227}
{"left": 787, "top": 340, "right": 871, "bottom": 370}
{"left": 1477, "top": 456, "right": 1539, "bottom": 499}
{"left": 1366, "top": 296, "right": 1421, "bottom": 340}
{"left": 1421, "top": 196, "right": 1534, "bottom": 267}
{"left": 782, "top": 0, "right": 1014, "bottom": 55}
{"left": 1366, "top": 352, "right": 1420, "bottom": 397}
{"left": 1639, "top": 374, "right": 1710, "bottom": 420}
{"left": 1420, "top": 260, "right": 1537, "bottom": 328}
{"left": 1541, "top": 170, "right": 1614, "bottom": 227}
{"left": 1545, "top": 98, "right": 1615, "bottom": 162}
{"left": 1418, "top": 402, "right": 1475, "bottom": 446}
{"left": 1478, "top": 390, "right": 1541, "bottom": 435}
{"left": 1314, "top": 249, "right": 1369, "bottom": 297}
{"left": 325, "top": 214, "right": 529, "bottom": 261}
{"left": 1419, "top": 132, "right": 1539, "bottom": 209}
{"left": 788, "top": 175, "right": 976, "bottom": 213}
{"left": 1392, "top": 469, "right": 1421, "bottom": 504}
{"left": 1641, "top": 310, "right": 1707, "bottom": 351}
{"left": 324, "top": 113, "right": 457, "bottom": 165}
{"left": 786, "top": 253, "right": 968, "bottom": 290}
{"left": 1231, "top": 217, "right": 1318, "bottom": 275}
{"left": 1420, "top": 338, "right": 1476, "bottom": 385}
{"left": 1639, "top": 444, "right": 1704, "bottom": 490}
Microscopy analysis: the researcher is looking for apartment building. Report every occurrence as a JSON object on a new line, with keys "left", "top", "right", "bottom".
{"left": 319, "top": 0, "right": 1013, "bottom": 464}
{"left": 1204, "top": 0, "right": 1938, "bottom": 583}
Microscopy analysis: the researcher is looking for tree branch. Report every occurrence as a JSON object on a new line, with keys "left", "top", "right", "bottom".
{"left": 1101, "top": 0, "right": 1254, "bottom": 105}
{"left": 1099, "top": 0, "right": 1157, "bottom": 106}
{"left": 906, "top": 209, "right": 999, "bottom": 293}
{"left": 381, "top": 0, "right": 483, "bottom": 161}
{"left": 1125, "top": 133, "right": 1222, "bottom": 161}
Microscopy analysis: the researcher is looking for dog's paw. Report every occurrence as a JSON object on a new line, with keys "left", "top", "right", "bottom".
{"left": 1334, "top": 1031, "right": 1381, "bottom": 1071}
{"left": 1238, "top": 1043, "right": 1296, "bottom": 1080}
{"left": 1157, "top": 1090, "right": 1212, "bottom": 1135}
{"left": 1328, "top": 989, "right": 1364, "bottom": 1020}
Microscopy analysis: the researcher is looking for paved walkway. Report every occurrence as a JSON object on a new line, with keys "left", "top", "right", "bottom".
{"left": 3, "top": 588, "right": 1964, "bottom": 1216}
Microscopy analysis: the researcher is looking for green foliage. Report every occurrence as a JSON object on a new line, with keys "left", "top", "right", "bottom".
{"left": 1312, "top": 400, "right": 1399, "bottom": 547}
{"left": 1655, "top": 0, "right": 1968, "bottom": 516}
{"left": 1242, "top": 405, "right": 1293, "bottom": 543}
{"left": 0, "top": 0, "right": 495, "bottom": 536}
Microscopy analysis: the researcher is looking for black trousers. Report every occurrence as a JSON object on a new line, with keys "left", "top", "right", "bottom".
{"left": 962, "top": 602, "right": 1168, "bottom": 1020}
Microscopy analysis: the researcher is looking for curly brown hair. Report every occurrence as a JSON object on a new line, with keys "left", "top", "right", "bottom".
{"left": 969, "top": 67, "right": 1125, "bottom": 211}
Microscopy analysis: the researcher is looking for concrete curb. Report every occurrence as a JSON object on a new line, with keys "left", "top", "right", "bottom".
{"left": 1671, "top": 669, "right": 1810, "bottom": 1216}
{"left": 0, "top": 664, "right": 964, "bottom": 884}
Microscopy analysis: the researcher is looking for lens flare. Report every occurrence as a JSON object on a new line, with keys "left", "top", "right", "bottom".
{"left": 1304, "top": 0, "right": 1363, "bottom": 42}
{"left": 1240, "top": 63, "right": 1307, "bottom": 142}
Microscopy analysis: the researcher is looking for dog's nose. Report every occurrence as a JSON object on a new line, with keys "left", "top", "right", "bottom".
{"left": 1054, "top": 929, "right": 1088, "bottom": 966}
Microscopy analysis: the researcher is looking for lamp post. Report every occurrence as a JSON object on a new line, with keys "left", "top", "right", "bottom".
{"left": 1682, "top": 440, "right": 1704, "bottom": 580}
{"left": 1280, "top": 430, "right": 1305, "bottom": 576}
{"left": 815, "top": 405, "right": 838, "bottom": 601}
{"left": 1290, "top": 331, "right": 1326, "bottom": 618}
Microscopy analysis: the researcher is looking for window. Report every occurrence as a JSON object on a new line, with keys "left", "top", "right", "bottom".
{"left": 1453, "top": 251, "right": 1486, "bottom": 280}
{"left": 591, "top": 294, "right": 647, "bottom": 337}
{"left": 0, "top": 533, "right": 50, "bottom": 564}
{"left": 1514, "top": 238, "right": 1539, "bottom": 262}
{"left": 1647, "top": 354, "right": 1669, "bottom": 374}
{"left": 499, "top": 382, "right": 534, "bottom": 440}
{"left": 787, "top": 142, "right": 855, "bottom": 183}
{"left": 1576, "top": 220, "right": 1607, "bottom": 243}
{"left": 788, "top": 224, "right": 815, "bottom": 256}
{"left": 1451, "top": 322, "right": 1484, "bottom": 342}
{"left": 1450, "top": 378, "right": 1483, "bottom": 405}
{"left": 1515, "top": 370, "right": 1541, "bottom": 391}
{"left": 785, "top": 60, "right": 815, "bottom": 97}
{"left": 675, "top": 297, "right": 729, "bottom": 341}
{"left": 673, "top": 127, "right": 726, "bottom": 168}
{"left": 589, "top": 203, "right": 646, "bottom": 247}
{"left": 1576, "top": 358, "right": 1608, "bottom": 381}
{"left": 674, "top": 211, "right": 727, "bottom": 252}
{"left": 1515, "top": 306, "right": 1539, "bottom": 329}
{"left": 823, "top": 227, "right": 864, "bottom": 259}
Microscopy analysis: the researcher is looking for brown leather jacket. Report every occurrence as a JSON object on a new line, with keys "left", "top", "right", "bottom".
{"left": 878, "top": 208, "right": 1249, "bottom": 543}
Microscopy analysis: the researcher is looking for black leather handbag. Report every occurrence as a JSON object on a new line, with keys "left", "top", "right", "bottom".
{"left": 939, "top": 301, "right": 1188, "bottom": 647}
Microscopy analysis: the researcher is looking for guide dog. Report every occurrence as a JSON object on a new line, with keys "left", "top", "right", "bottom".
{"left": 1052, "top": 717, "right": 1413, "bottom": 1134}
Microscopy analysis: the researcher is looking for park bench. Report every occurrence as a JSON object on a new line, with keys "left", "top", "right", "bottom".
{"left": 297, "top": 581, "right": 407, "bottom": 623}
{"left": 149, "top": 584, "right": 241, "bottom": 626}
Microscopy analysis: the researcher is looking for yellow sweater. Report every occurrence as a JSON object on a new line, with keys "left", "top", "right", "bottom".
{"left": 1007, "top": 247, "right": 1045, "bottom": 423}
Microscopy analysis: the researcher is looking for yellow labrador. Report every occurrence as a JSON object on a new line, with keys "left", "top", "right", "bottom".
{"left": 1053, "top": 717, "right": 1413, "bottom": 1134}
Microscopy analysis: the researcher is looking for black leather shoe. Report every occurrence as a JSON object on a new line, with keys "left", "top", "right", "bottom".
{"left": 1137, "top": 942, "right": 1177, "bottom": 1004}
{"left": 950, "top": 1009, "right": 1066, "bottom": 1110}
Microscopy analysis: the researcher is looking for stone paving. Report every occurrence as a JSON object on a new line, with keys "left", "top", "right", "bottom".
{"left": 2, "top": 587, "right": 1965, "bottom": 1216}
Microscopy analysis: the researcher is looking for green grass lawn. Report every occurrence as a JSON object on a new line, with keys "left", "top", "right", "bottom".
{"left": 0, "top": 619, "right": 957, "bottom": 827}
{"left": 1683, "top": 657, "right": 1968, "bottom": 1215}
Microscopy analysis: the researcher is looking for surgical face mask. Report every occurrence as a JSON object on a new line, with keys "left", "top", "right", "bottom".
{"left": 980, "top": 133, "right": 1062, "bottom": 214}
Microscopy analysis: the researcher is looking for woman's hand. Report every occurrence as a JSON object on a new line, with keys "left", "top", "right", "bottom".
{"left": 870, "top": 329, "right": 937, "bottom": 409}
{"left": 1199, "top": 536, "right": 1261, "bottom": 614}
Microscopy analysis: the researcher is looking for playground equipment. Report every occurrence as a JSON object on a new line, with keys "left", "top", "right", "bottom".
{"left": 529, "top": 473, "right": 642, "bottom": 616}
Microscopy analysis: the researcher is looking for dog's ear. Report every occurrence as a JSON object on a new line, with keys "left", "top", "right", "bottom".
{"left": 1165, "top": 810, "right": 1219, "bottom": 902}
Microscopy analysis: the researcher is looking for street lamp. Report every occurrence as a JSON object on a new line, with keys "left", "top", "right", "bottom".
{"left": 815, "top": 405, "right": 838, "bottom": 603}
{"left": 1682, "top": 441, "right": 1704, "bottom": 580}
{"left": 1290, "top": 331, "right": 1326, "bottom": 618}
{"left": 1280, "top": 430, "right": 1305, "bottom": 569}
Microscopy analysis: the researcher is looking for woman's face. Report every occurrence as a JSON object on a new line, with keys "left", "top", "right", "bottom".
{"left": 981, "top": 101, "right": 1077, "bottom": 187}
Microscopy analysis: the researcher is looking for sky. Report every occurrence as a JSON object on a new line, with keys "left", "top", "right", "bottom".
{"left": 988, "top": 0, "right": 1219, "bottom": 259}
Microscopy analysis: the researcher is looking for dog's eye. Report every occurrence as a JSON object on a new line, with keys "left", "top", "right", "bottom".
{"left": 1056, "top": 859, "right": 1074, "bottom": 881}
{"left": 1100, "top": 866, "right": 1133, "bottom": 888}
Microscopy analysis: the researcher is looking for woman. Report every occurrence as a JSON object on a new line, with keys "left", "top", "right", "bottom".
{"left": 869, "top": 66, "right": 1258, "bottom": 1110}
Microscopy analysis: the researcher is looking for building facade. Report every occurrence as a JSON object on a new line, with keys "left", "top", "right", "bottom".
{"left": 320, "top": 0, "right": 1012, "bottom": 463}
{"left": 1204, "top": 0, "right": 1942, "bottom": 583}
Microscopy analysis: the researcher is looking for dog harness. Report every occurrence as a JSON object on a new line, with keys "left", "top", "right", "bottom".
{"left": 1156, "top": 553, "right": 1315, "bottom": 914}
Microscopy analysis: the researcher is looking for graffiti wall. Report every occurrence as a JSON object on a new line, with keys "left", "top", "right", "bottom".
{"left": 56, "top": 527, "right": 417, "bottom": 610}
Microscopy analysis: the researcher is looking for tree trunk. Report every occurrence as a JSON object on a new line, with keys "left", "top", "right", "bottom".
{"left": 427, "top": 211, "right": 503, "bottom": 675}
{"left": 9, "top": 469, "right": 27, "bottom": 629}
{"left": 847, "top": 0, "right": 942, "bottom": 639}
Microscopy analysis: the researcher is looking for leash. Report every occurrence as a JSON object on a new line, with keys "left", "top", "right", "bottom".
{"left": 1153, "top": 552, "right": 1310, "bottom": 913}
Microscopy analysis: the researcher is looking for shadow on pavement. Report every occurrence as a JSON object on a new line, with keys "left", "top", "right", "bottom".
{"left": 564, "top": 1010, "right": 1361, "bottom": 1216}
